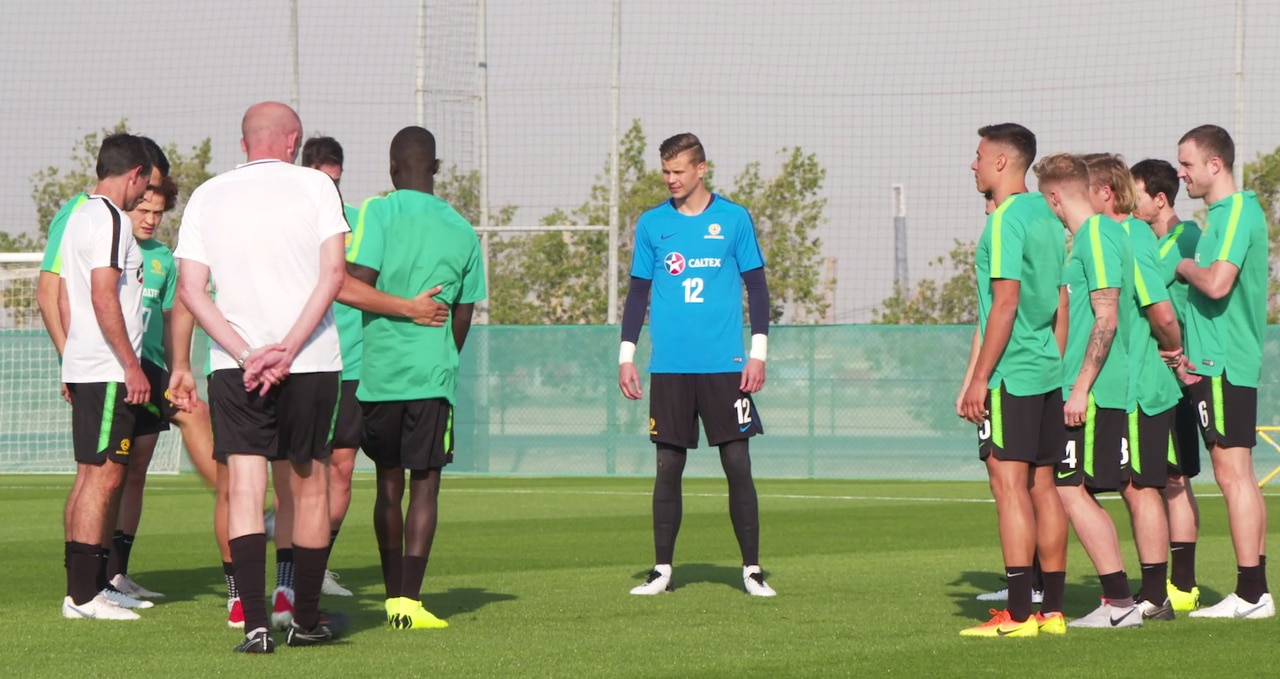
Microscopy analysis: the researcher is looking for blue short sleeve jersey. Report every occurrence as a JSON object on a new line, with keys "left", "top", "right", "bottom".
{"left": 630, "top": 194, "right": 765, "bottom": 374}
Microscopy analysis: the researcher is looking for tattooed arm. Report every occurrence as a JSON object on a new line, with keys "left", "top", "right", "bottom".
{"left": 1064, "top": 287, "right": 1118, "bottom": 426}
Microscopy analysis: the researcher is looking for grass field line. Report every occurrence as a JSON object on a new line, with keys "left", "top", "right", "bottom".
{"left": 4, "top": 483, "right": 1275, "bottom": 504}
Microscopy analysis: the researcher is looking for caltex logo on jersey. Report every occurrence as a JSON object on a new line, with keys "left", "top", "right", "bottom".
{"left": 664, "top": 252, "right": 686, "bottom": 275}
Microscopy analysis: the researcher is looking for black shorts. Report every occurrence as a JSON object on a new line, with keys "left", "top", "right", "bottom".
{"left": 1125, "top": 406, "right": 1173, "bottom": 489}
{"left": 69, "top": 382, "right": 137, "bottom": 466}
{"left": 361, "top": 398, "right": 454, "bottom": 471}
{"left": 648, "top": 373, "right": 763, "bottom": 450}
{"left": 332, "top": 380, "right": 362, "bottom": 450}
{"left": 1188, "top": 374, "right": 1257, "bottom": 450}
{"left": 133, "top": 359, "right": 178, "bottom": 437}
{"left": 1169, "top": 388, "right": 1202, "bottom": 478}
{"left": 1056, "top": 403, "right": 1126, "bottom": 492}
{"left": 208, "top": 370, "right": 340, "bottom": 464}
{"left": 977, "top": 385, "right": 1063, "bottom": 467}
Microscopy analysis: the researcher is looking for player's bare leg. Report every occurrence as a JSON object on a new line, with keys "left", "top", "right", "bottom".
{"left": 1164, "top": 472, "right": 1200, "bottom": 604}
{"left": 1121, "top": 482, "right": 1170, "bottom": 607}
{"left": 374, "top": 468, "right": 406, "bottom": 611}
{"left": 1057, "top": 485, "right": 1125, "bottom": 575}
{"left": 985, "top": 457, "right": 1036, "bottom": 570}
{"left": 1211, "top": 446, "right": 1266, "bottom": 566}
{"left": 286, "top": 458, "right": 331, "bottom": 632}
{"left": 173, "top": 403, "right": 216, "bottom": 488}
{"left": 1029, "top": 465, "right": 1068, "bottom": 613}
{"left": 269, "top": 460, "right": 297, "bottom": 629}
{"left": 323, "top": 446, "right": 356, "bottom": 595}
{"left": 227, "top": 454, "right": 270, "bottom": 635}
{"left": 107, "top": 433, "right": 159, "bottom": 594}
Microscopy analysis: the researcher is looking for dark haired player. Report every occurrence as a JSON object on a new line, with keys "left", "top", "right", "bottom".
{"left": 619, "top": 132, "right": 775, "bottom": 598}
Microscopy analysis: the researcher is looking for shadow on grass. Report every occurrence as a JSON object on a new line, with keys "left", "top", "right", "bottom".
{"left": 947, "top": 569, "right": 1225, "bottom": 620}
{"left": 128, "top": 565, "right": 225, "bottom": 604}
{"left": 631, "top": 562, "right": 743, "bottom": 592}
{"left": 316, "top": 565, "right": 518, "bottom": 632}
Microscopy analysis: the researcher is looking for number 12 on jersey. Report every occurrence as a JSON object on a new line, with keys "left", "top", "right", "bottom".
{"left": 682, "top": 277, "right": 704, "bottom": 303}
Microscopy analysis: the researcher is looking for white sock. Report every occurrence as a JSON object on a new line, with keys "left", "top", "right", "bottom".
{"left": 743, "top": 565, "right": 762, "bottom": 578}
{"left": 653, "top": 564, "right": 673, "bottom": 577}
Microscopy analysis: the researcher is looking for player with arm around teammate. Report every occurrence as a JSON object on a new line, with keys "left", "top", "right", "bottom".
{"left": 618, "top": 133, "right": 774, "bottom": 598}
{"left": 345, "top": 126, "right": 484, "bottom": 629}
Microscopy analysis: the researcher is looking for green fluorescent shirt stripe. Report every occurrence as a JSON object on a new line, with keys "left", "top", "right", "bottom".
{"left": 346, "top": 196, "right": 379, "bottom": 262}
{"left": 1216, "top": 193, "right": 1243, "bottom": 261}
{"left": 1159, "top": 223, "right": 1185, "bottom": 258}
{"left": 1088, "top": 216, "right": 1108, "bottom": 288}
{"left": 989, "top": 198, "right": 1014, "bottom": 278}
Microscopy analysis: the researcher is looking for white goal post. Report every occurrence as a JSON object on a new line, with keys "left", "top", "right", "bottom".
{"left": 0, "top": 252, "right": 185, "bottom": 473}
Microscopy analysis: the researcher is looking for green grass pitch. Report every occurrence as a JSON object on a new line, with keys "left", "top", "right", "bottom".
{"left": 3, "top": 475, "right": 1279, "bottom": 677}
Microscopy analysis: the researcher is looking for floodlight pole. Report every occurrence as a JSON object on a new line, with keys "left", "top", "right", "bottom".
{"left": 892, "top": 184, "right": 908, "bottom": 288}
{"left": 288, "top": 0, "right": 300, "bottom": 114}
{"left": 606, "top": 0, "right": 622, "bottom": 325}
{"left": 1233, "top": 0, "right": 1245, "bottom": 188}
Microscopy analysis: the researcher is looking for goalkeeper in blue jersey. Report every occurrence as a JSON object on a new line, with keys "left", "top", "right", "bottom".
{"left": 618, "top": 133, "right": 775, "bottom": 597}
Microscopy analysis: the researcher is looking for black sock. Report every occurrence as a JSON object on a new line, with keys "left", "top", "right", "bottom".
{"left": 1170, "top": 541, "right": 1197, "bottom": 591}
{"left": 1237, "top": 565, "right": 1266, "bottom": 604}
{"left": 64, "top": 542, "right": 71, "bottom": 571}
{"left": 223, "top": 561, "right": 239, "bottom": 600}
{"left": 1139, "top": 562, "right": 1168, "bottom": 603}
{"left": 67, "top": 541, "right": 100, "bottom": 605}
{"left": 1005, "top": 566, "right": 1033, "bottom": 622}
{"left": 380, "top": 548, "right": 403, "bottom": 600}
{"left": 1039, "top": 571, "right": 1066, "bottom": 615}
{"left": 230, "top": 534, "right": 269, "bottom": 634}
{"left": 326, "top": 529, "right": 340, "bottom": 561}
{"left": 97, "top": 548, "right": 110, "bottom": 591}
{"left": 1099, "top": 571, "right": 1133, "bottom": 608}
{"left": 275, "top": 548, "right": 295, "bottom": 591}
{"left": 114, "top": 532, "right": 135, "bottom": 577}
{"left": 402, "top": 555, "right": 429, "bottom": 602}
{"left": 292, "top": 546, "right": 327, "bottom": 631}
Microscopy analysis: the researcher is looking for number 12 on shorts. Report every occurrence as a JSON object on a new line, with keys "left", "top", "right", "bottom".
{"left": 734, "top": 398, "right": 752, "bottom": 427}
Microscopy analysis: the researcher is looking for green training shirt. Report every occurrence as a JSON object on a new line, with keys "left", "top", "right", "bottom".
{"left": 974, "top": 192, "right": 1066, "bottom": 396}
{"left": 1061, "top": 215, "right": 1132, "bottom": 410}
{"left": 41, "top": 192, "right": 90, "bottom": 274}
{"left": 1155, "top": 220, "right": 1201, "bottom": 341}
{"left": 349, "top": 190, "right": 486, "bottom": 404}
{"left": 334, "top": 202, "right": 363, "bottom": 381}
{"left": 139, "top": 238, "right": 177, "bottom": 369}
{"left": 1120, "top": 217, "right": 1180, "bottom": 415}
{"left": 1184, "top": 191, "right": 1268, "bottom": 387}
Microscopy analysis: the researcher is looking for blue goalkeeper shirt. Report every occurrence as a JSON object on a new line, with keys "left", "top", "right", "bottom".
{"left": 631, "top": 194, "right": 765, "bottom": 374}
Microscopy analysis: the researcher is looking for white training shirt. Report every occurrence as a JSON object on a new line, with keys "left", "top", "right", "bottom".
{"left": 174, "top": 159, "right": 349, "bottom": 374}
{"left": 60, "top": 196, "right": 145, "bottom": 383}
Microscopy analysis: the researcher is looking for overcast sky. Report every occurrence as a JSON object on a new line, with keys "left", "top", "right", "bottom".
{"left": 4, "top": 1, "right": 1279, "bottom": 322}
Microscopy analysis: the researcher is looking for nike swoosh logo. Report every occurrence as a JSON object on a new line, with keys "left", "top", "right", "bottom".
{"left": 1057, "top": 471, "right": 1074, "bottom": 479}
{"left": 661, "top": 233, "right": 677, "bottom": 240}
{"left": 1236, "top": 602, "right": 1268, "bottom": 618}
{"left": 1110, "top": 607, "right": 1137, "bottom": 626}
{"left": 739, "top": 424, "right": 752, "bottom": 432}
{"left": 996, "top": 626, "right": 1020, "bottom": 636}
